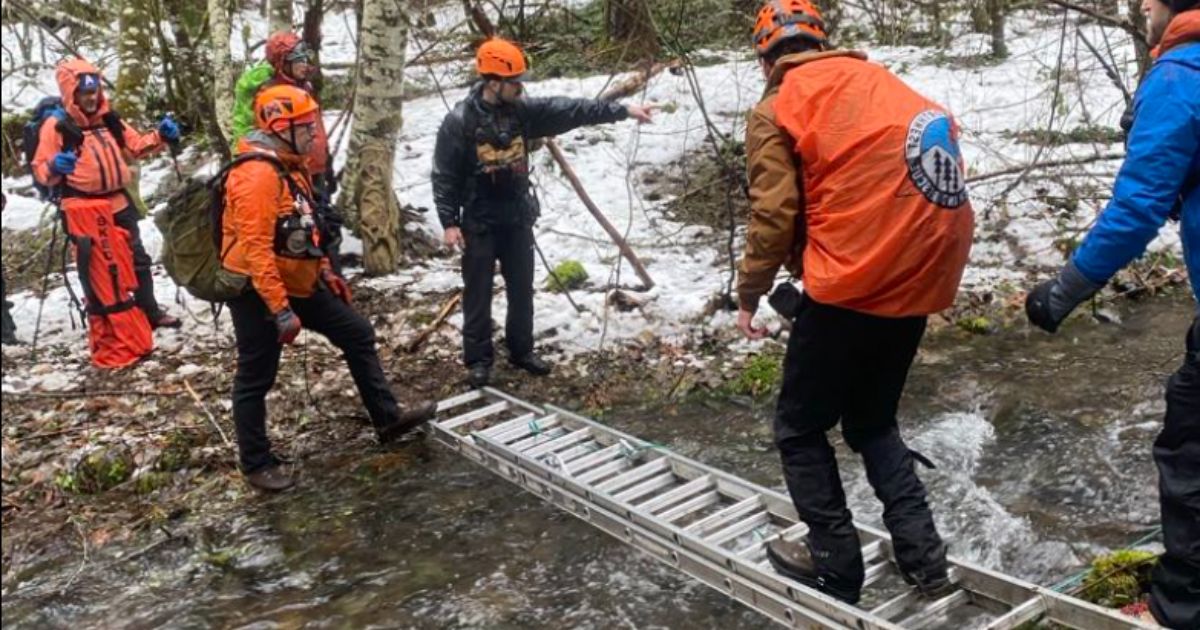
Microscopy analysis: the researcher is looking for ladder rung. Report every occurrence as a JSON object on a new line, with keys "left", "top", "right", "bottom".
{"left": 862, "top": 540, "right": 885, "bottom": 563}
{"left": 685, "top": 496, "right": 760, "bottom": 536}
{"left": 551, "top": 441, "right": 601, "bottom": 465}
{"left": 614, "top": 472, "right": 678, "bottom": 504}
{"left": 436, "top": 389, "right": 485, "bottom": 413}
{"left": 658, "top": 490, "right": 721, "bottom": 523}
{"left": 440, "top": 400, "right": 509, "bottom": 431}
{"left": 982, "top": 598, "right": 1044, "bottom": 630}
{"left": 482, "top": 413, "right": 544, "bottom": 444}
{"left": 498, "top": 416, "right": 562, "bottom": 446}
{"left": 596, "top": 458, "right": 671, "bottom": 494}
{"left": 640, "top": 475, "right": 712, "bottom": 512}
{"left": 508, "top": 426, "right": 568, "bottom": 453}
{"left": 899, "top": 590, "right": 969, "bottom": 629}
{"left": 707, "top": 511, "right": 771, "bottom": 547}
{"left": 576, "top": 456, "right": 633, "bottom": 485}
{"left": 478, "top": 412, "right": 545, "bottom": 440}
{"left": 737, "top": 539, "right": 768, "bottom": 562}
{"left": 523, "top": 428, "right": 592, "bottom": 458}
{"left": 564, "top": 444, "right": 623, "bottom": 476}
{"left": 863, "top": 560, "right": 894, "bottom": 587}
{"left": 870, "top": 589, "right": 922, "bottom": 620}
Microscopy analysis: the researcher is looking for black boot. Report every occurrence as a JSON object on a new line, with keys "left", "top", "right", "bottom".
{"left": 468, "top": 364, "right": 491, "bottom": 389}
{"left": 510, "top": 353, "right": 551, "bottom": 376}
{"left": 858, "top": 427, "right": 951, "bottom": 596}
{"left": 244, "top": 464, "right": 295, "bottom": 492}
{"left": 377, "top": 400, "right": 438, "bottom": 444}
{"left": 767, "top": 537, "right": 862, "bottom": 604}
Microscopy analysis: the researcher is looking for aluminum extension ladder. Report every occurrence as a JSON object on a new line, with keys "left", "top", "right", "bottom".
{"left": 430, "top": 388, "right": 1152, "bottom": 630}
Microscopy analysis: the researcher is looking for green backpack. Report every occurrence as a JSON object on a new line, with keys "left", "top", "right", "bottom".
{"left": 155, "top": 154, "right": 292, "bottom": 302}
{"left": 230, "top": 62, "right": 276, "bottom": 149}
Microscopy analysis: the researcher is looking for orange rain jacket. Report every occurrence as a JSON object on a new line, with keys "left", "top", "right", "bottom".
{"left": 31, "top": 58, "right": 166, "bottom": 214}
{"left": 222, "top": 137, "right": 328, "bottom": 314}
{"left": 740, "top": 51, "right": 974, "bottom": 318}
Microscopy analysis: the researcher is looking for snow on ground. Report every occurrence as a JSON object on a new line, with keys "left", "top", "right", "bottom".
{"left": 3, "top": 10, "right": 1188, "bottom": 387}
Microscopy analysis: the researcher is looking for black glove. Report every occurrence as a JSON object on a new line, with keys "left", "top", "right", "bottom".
{"left": 1025, "top": 261, "right": 1103, "bottom": 333}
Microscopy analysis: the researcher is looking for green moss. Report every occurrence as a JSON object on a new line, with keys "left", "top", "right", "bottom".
{"left": 1080, "top": 549, "right": 1157, "bottom": 608}
{"left": 135, "top": 471, "right": 174, "bottom": 495}
{"left": 727, "top": 352, "right": 783, "bottom": 398}
{"left": 956, "top": 316, "right": 994, "bottom": 335}
{"left": 545, "top": 260, "right": 588, "bottom": 293}
{"left": 156, "top": 431, "right": 193, "bottom": 472}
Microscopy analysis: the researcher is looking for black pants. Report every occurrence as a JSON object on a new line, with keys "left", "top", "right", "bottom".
{"left": 113, "top": 206, "right": 162, "bottom": 320}
{"left": 774, "top": 296, "right": 944, "bottom": 591}
{"left": 461, "top": 224, "right": 535, "bottom": 367}
{"left": 228, "top": 289, "right": 400, "bottom": 473}
{"left": 1150, "top": 317, "right": 1200, "bottom": 629}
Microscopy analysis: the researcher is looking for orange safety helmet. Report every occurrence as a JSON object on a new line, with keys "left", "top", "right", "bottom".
{"left": 476, "top": 38, "right": 528, "bottom": 78}
{"left": 753, "top": 0, "right": 828, "bottom": 59}
{"left": 254, "top": 84, "right": 319, "bottom": 133}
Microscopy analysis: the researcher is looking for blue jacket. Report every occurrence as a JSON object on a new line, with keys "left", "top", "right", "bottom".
{"left": 1072, "top": 41, "right": 1200, "bottom": 304}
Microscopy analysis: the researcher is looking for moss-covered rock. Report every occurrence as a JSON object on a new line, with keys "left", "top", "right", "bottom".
{"left": 156, "top": 430, "right": 193, "bottom": 472}
{"left": 1080, "top": 549, "right": 1157, "bottom": 608}
{"left": 545, "top": 260, "right": 588, "bottom": 293}
{"left": 57, "top": 446, "right": 135, "bottom": 494}
{"left": 135, "top": 471, "right": 174, "bottom": 495}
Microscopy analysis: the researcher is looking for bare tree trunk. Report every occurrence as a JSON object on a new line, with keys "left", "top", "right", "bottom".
{"left": 302, "top": 0, "right": 324, "bottom": 98}
{"left": 988, "top": 0, "right": 1008, "bottom": 58}
{"left": 341, "top": 0, "right": 406, "bottom": 276}
{"left": 113, "top": 0, "right": 154, "bottom": 120}
{"left": 162, "top": 0, "right": 230, "bottom": 161}
{"left": 605, "top": 0, "right": 659, "bottom": 60}
{"left": 209, "top": 0, "right": 234, "bottom": 138}
{"left": 269, "top": 0, "right": 293, "bottom": 33}
{"left": 1126, "top": 0, "right": 1151, "bottom": 76}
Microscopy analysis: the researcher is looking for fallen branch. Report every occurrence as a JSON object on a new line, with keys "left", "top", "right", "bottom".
{"left": 405, "top": 292, "right": 462, "bottom": 353}
{"left": 967, "top": 152, "right": 1124, "bottom": 184}
{"left": 183, "top": 379, "right": 232, "bottom": 448}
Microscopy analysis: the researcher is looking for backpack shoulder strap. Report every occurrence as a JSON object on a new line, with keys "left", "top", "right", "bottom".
{"left": 100, "top": 111, "right": 127, "bottom": 151}
{"left": 54, "top": 117, "right": 85, "bottom": 154}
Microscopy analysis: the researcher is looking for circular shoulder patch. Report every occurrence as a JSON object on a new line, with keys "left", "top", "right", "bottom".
{"left": 905, "top": 110, "right": 968, "bottom": 208}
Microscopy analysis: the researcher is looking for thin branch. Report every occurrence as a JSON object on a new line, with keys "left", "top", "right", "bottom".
{"left": 967, "top": 152, "right": 1124, "bottom": 183}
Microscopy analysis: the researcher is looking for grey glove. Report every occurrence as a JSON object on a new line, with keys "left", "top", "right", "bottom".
{"left": 1025, "top": 261, "right": 1104, "bottom": 333}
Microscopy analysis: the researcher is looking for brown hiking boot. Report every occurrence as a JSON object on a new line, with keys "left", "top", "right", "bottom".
{"left": 766, "top": 538, "right": 861, "bottom": 604}
{"left": 377, "top": 401, "right": 438, "bottom": 444}
{"left": 150, "top": 313, "right": 183, "bottom": 330}
{"left": 244, "top": 464, "right": 295, "bottom": 492}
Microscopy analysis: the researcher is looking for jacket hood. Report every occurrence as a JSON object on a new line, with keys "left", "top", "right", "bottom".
{"left": 1154, "top": 10, "right": 1200, "bottom": 58}
{"left": 766, "top": 50, "right": 869, "bottom": 91}
{"left": 56, "top": 58, "right": 110, "bottom": 126}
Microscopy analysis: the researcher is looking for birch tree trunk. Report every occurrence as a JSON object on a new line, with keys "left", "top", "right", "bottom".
{"left": 113, "top": 0, "right": 154, "bottom": 120}
{"left": 209, "top": 0, "right": 234, "bottom": 138}
{"left": 341, "top": 0, "right": 406, "bottom": 276}
{"left": 269, "top": 0, "right": 294, "bottom": 33}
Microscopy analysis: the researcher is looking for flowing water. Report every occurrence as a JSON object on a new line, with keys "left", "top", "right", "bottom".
{"left": 3, "top": 295, "right": 1194, "bottom": 629}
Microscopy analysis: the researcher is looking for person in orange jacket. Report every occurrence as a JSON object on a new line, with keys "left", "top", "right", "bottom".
{"left": 735, "top": 0, "right": 974, "bottom": 605}
{"left": 32, "top": 58, "right": 182, "bottom": 331}
{"left": 222, "top": 85, "right": 436, "bottom": 492}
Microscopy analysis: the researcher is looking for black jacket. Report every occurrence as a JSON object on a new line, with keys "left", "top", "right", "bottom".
{"left": 432, "top": 84, "right": 628, "bottom": 230}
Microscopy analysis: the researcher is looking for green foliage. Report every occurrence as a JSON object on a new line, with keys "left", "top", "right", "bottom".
{"left": 727, "top": 351, "right": 783, "bottom": 398}
{"left": 545, "top": 260, "right": 589, "bottom": 292}
{"left": 1080, "top": 549, "right": 1157, "bottom": 608}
